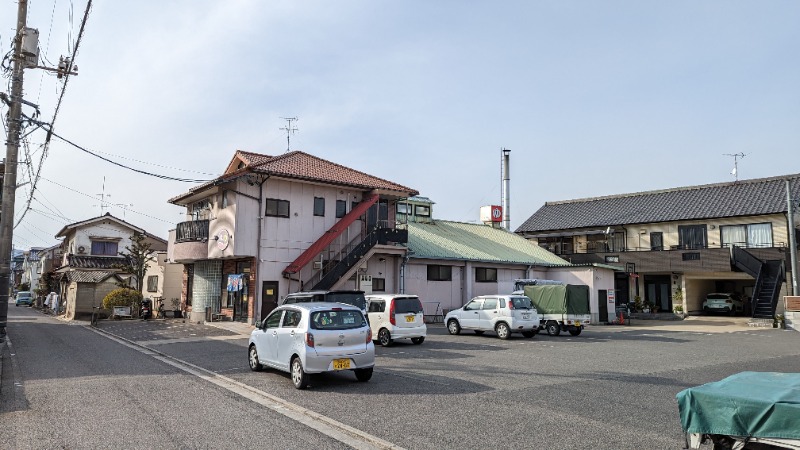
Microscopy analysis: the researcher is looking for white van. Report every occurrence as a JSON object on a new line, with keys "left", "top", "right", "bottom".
{"left": 365, "top": 294, "right": 427, "bottom": 346}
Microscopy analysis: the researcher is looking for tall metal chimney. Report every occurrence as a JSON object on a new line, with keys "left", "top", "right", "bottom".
{"left": 501, "top": 148, "right": 511, "bottom": 230}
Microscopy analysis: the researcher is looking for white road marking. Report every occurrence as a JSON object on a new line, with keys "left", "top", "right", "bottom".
{"left": 88, "top": 327, "right": 403, "bottom": 450}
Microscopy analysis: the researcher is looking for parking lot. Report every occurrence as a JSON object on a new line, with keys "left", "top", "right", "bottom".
{"left": 93, "top": 317, "right": 799, "bottom": 449}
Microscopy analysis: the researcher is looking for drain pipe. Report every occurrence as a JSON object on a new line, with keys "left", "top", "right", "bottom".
{"left": 787, "top": 179, "right": 798, "bottom": 295}
{"left": 254, "top": 175, "right": 269, "bottom": 324}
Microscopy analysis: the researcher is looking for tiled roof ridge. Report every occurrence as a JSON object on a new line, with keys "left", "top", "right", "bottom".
{"left": 253, "top": 151, "right": 417, "bottom": 193}
{"left": 545, "top": 173, "right": 800, "bottom": 206}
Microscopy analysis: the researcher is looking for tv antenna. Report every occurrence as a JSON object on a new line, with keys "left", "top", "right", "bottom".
{"left": 723, "top": 153, "right": 747, "bottom": 181}
{"left": 280, "top": 117, "right": 298, "bottom": 153}
{"left": 95, "top": 176, "right": 110, "bottom": 214}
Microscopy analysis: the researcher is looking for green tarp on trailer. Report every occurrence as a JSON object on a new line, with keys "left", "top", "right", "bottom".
{"left": 676, "top": 371, "right": 800, "bottom": 440}
{"left": 523, "top": 285, "right": 590, "bottom": 315}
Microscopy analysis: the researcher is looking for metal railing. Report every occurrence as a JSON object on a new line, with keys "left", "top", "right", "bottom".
{"left": 175, "top": 220, "right": 209, "bottom": 243}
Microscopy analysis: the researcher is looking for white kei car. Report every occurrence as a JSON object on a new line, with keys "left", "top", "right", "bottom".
{"left": 445, "top": 295, "right": 540, "bottom": 340}
{"left": 248, "top": 303, "right": 375, "bottom": 389}
{"left": 365, "top": 294, "right": 427, "bottom": 346}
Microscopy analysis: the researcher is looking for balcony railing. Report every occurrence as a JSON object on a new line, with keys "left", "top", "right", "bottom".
{"left": 544, "top": 240, "right": 787, "bottom": 256}
{"left": 176, "top": 220, "right": 209, "bottom": 243}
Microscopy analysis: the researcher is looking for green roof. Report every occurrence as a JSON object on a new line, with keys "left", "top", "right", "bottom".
{"left": 407, "top": 220, "right": 570, "bottom": 266}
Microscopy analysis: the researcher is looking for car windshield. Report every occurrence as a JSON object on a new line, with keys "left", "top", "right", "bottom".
{"left": 510, "top": 297, "right": 533, "bottom": 310}
{"left": 327, "top": 292, "right": 367, "bottom": 311}
{"left": 707, "top": 294, "right": 732, "bottom": 300}
{"left": 394, "top": 297, "right": 423, "bottom": 314}
{"left": 310, "top": 310, "right": 366, "bottom": 330}
{"left": 16, "top": 292, "right": 31, "bottom": 298}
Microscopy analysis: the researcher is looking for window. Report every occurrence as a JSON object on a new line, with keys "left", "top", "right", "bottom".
{"left": 221, "top": 190, "right": 228, "bottom": 208}
{"left": 147, "top": 275, "right": 158, "bottom": 292}
{"left": 415, "top": 205, "right": 431, "bottom": 217}
{"left": 281, "top": 310, "right": 302, "bottom": 328}
{"left": 482, "top": 298, "right": 498, "bottom": 310}
{"left": 475, "top": 267, "right": 497, "bottom": 282}
{"left": 720, "top": 223, "right": 773, "bottom": 248}
{"left": 586, "top": 233, "right": 624, "bottom": 252}
{"left": 682, "top": 252, "right": 701, "bottom": 261}
{"left": 264, "top": 310, "right": 283, "bottom": 329}
{"left": 368, "top": 300, "right": 385, "bottom": 313}
{"left": 650, "top": 232, "right": 663, "bottom": 251}
{"left": 91, "top": 241, "right": 118, "bottom": 256}
{"left": 427, "top": 265, "right": 452, "bottom": 281}
{"left": 265, "top": 198, "right": 290, "bottom": 218}
{"left": 372, "top": 277, "right": 386, "bottom": 292}
{"left": 537, "top": 236, "right": 573, "bottom": 255}
{"left": 396, "top": 203, "right": 410, "bottom": 214}
{"left": 310, "top": 310, "right": 366, "bottom": 330}
{"left": 336, "top": 200, "right": 347, "bottom": 218}
{"left": 678, "top": 225, "right": 707, "bottom": 249}
{"left": 463, "top": 299, "right": 483, "bottom": 311}
{"left": 313, "top": 197, "right": 325, "bottom": 216}
{"left": 394, "top": 297, "right": 423, "bottom": 314}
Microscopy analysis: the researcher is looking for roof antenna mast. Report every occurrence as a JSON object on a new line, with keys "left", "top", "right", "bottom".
{"left": 280, "top": 117, "right": 298, "bottom": 153}
{"left": 723, "top": 152, "right": 746, "bottom": 182}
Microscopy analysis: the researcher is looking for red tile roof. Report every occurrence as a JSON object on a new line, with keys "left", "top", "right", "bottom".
{"left": 251, "top": 151, "right": 417, "bottom": 195}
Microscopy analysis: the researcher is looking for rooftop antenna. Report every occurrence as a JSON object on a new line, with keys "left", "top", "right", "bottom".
{"left": 95, "top": 176, "right": 110, "bottom": 214}
{"left": 723, "top": 152, "right": 747, "bottom": 182}
{"left": 280, "top": 117, "right": 298, "bottom": 153}
{"left": 114, "top": 203, "right": 134, "bottom": 219}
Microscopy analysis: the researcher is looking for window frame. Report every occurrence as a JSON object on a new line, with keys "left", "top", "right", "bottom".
{"left": 372, "top": 277, "right": 386, "bottom": 292}
{"left": 265, "top": 198, "right": 290, "bottom": 218}
{"left": 335, "top": 200, "right": 347, "bottom": 218}
{"left": 313, "top": 197, "right": 325, "bottom": 217}
{"left": 415, "top": 205, "right": 431, "bottom": 217}
{"left": 427, "top": 265, "right": 452, "bottom": 281}
{"left": 90, "top": 240, "right": 118, "bottom": 256}
{"left": 475, "top": 267, "right": 497, "bottom": 283}
{"left": 146, "top": 275, "right": 158, "bottom": 292}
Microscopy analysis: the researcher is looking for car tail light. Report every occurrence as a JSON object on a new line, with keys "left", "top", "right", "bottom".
{"left": 306, "top": 332, "right": 315, "bottom": 348}
{"left": 725, "top": 300, "right": 733, "bottom": 304}
{"left": 389, "top": 301, "right": 396, "bottom": 325}
{"left": 507, "top": 301, "right": 514, "bottom": 310}
{"left": 366, "top": 328, "right": 372, "bottom": 343}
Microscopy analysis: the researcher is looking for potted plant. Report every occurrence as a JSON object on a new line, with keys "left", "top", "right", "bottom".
{"left": 673, "top": 304, "right": 684, "bottom": 318}
{"left": 775, "top": 314, "right": 785, "bottom": 329}
{"left": 171, "top": 298, "right": 182, "bottom": 318}
{"left": 633, "top": 296, "right": 643, "bottom": 313}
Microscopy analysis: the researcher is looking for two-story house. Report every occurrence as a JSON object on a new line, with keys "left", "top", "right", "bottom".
{"left": 54, "top": 213, "right": 167, "bottom": 319}
{"left": 516, "top": 174, "right": 800, "bottom": 320}
{"left": 167, "top": 150, "right": 418, "bottom": 324}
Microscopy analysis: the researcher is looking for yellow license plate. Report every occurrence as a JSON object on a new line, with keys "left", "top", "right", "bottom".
{"left": 406, "top": 316, "right": 415, "bottom": 323}
{"left": 332, "top": 358, "right": 351, "bottom": 370}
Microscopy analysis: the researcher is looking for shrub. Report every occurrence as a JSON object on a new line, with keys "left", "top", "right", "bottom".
{"left": 673, "top": 304, "right": 684, "bottom": 313}
{"left": 102, "top": 288, "right": 142, "bottom": 311}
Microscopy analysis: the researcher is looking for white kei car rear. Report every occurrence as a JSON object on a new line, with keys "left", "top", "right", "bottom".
{"left": 445, "top": 295, "right": 540, "bottom": 339}
{"left": 248, "top": 302, "right": 375, "bottom": 389}
{"left": 366, "top": 294, "right": 427, "bottom": 347}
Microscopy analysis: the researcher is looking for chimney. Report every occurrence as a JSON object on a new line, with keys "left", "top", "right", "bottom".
{"left": 501, "top": 148, "right": 511, "bottom": 230}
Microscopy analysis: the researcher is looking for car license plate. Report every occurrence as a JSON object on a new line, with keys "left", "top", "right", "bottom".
{"left": 332, "top": 359, "right": 351, "bottom": 370}
{"left": 405, "top": 316, "right": 415, "bottom": 323}
{"left": 522, "top": 314, "right": 530, "bottom": 319}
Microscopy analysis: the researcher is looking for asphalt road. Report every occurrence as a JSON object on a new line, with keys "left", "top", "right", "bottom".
{"left": 3, "top": 303, "right": 800, "bottom": 450}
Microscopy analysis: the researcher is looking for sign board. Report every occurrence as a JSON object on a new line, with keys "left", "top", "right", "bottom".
{"left": 479, "top": 205, "right": 503, "bottom": 223}
{"left": 113, "top": 306, "right": 131, "bottom": 317}
{"left": 785, "top": 296, "right": 800, "bottom": 312}
{"left": 625, "top": 262, "right": 636, "bottom": 273}
{"left": 607, "top": 290, "right": 616, "bottom": 305}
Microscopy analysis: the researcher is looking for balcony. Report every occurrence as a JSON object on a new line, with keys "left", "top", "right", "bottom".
{"left": 171, "top": 220, "right": 210, "bottom": 263}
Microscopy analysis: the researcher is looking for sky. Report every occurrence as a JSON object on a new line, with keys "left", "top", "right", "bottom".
{"left": 3, "top": 1, "right": 800, "bottom": 250}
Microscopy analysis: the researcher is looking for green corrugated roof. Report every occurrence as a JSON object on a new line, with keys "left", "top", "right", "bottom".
{"left": 407, "top": 220, "right": 570, "bottom": 266}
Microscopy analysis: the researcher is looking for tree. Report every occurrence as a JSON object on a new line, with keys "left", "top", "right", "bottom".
{"left": 118, "top": 232, "right": 152, "bottom": 292}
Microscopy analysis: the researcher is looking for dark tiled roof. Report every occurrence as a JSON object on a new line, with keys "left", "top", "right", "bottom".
{"left": 66, "top": 255, "right": 129, "bottom": 270}
{"left": 65, "top": 271, "right": 120, "bottom": 283}
{"left": 516, "top": 174, "right": 800, "bottom": 233}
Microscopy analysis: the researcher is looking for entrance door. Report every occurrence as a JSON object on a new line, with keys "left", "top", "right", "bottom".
{"left": 644, "top": 275, "right": 671, "bottom": 312}
{"left": 233, "top": 290, "right": 248, "bottom": 323}
{"left": 261, "top": 281, "right": 279, "bottom": 321}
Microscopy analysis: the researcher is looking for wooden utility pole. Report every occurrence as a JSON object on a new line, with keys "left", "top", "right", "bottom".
{"left": 0, "top": 0, "right": 29, "bottom": 340}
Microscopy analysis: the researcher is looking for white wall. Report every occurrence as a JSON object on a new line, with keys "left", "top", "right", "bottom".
{"left": 546, "top": 266, "right": 616, "bottom": 323}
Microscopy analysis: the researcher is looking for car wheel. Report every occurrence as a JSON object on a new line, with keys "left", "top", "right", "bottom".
{"left": 354, "top": 368, "right": 373, "bottom": 382}
{"left": 411, "top": 337, "right": 425, "bottom": 345}
{"left": 291, "top": 357, "right": 309, "bottom": 390}
{"left": 378, "top": 328, "right": 393, "bottom": 347}
{"left": 568, "top": 327, "right": 582, "bottom": 336}
{"left": 495, "top": 322, "right": 511, "bottom": 340}
{"left": 546, "top": 321, "right": 561, "bottom": 336}
{"left": 521, "top": 331, "right": 535, "bottom": 338}
{"left": 447, "top": 319, "right": 461, "bottom": 335}
{"left": 474, "top": 330, "right": 485, "bottom": 335}
{"left": 248, "top": 345, "right": 263, "bottom": 371}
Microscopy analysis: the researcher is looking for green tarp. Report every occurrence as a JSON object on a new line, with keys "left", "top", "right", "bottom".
{"left": 676, "top": 372, "right": 800, "bottom": 440}
{"left": 522, "top": 285, "right": 590, "bottom": 315}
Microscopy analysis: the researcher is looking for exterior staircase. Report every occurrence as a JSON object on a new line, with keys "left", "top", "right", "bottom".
{"left": 731, "top": 246, "right": 786, "bottom": 320}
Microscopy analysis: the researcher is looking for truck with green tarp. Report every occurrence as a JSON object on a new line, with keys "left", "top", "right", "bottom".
{"left": 677, "top": 371, "right": 800, "bottom": 449}
{"left": 515, "top": 282, "right": 591, "bottom": 336}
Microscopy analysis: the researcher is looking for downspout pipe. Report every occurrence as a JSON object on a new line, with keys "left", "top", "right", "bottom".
{"left": 254, "top": 175, "right": 269, "bottom": 324}
{"left": 787, "top": 179, "right": 799, "bottom": 295}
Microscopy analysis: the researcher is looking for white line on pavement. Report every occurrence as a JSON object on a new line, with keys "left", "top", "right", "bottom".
{"left": 87, "top": 326, "right": 403, "bottom": 450}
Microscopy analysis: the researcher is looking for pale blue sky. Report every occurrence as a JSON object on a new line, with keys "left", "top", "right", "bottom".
{"left": 4, "top": 1, "right": 799, "bottom": 249}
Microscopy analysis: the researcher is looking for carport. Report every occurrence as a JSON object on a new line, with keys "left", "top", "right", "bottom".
{"left": 682, "top": 273, "right": 754, "bottom": 315}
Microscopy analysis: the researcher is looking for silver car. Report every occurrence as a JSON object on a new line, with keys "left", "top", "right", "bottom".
{"left": 248, "top": 302, "right": 375, "bottom": 389}
{"left": 445, "top": 295, "right": 540, "bottom": 339}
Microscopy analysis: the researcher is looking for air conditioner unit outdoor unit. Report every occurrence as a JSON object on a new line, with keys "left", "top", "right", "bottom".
{"left": 313, "top": 261, "right": 323, "bottom": 270}
{"left": 77, "top": 246, "right": 86, "bottom": 254}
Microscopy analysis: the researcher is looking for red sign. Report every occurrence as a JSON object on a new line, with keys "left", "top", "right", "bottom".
{"left": 491, "top": 205, "right": 502, "bottom": 222}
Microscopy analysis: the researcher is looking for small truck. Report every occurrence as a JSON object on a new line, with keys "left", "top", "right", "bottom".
{"left": 513, "top": 280, "right": 591, "bottom": 336}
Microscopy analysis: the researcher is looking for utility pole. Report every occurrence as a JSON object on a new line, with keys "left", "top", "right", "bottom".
{"left": 787, "top": 179, "right": 799, "bottom": 296}
{"left": 280, "top": 117, "right": 298, "bottom": 153}
{"left": 724, "top": 152, "right": 746, "bottom": 182}
{"left": 0, "top": 0, "right": 29, "bottom": 341}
